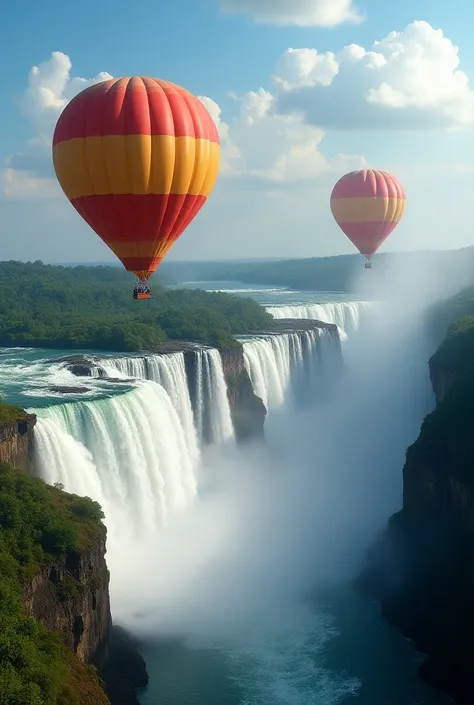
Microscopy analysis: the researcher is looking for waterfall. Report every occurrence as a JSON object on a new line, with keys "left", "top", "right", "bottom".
{"left": 97, "top": 348, "right": 234, "bottom": 447}
{"left": 242, "top": 329, "right": 339, "bottom": 410}
{"left": 31, "top": 347, "right": 235, "bottom": 538}
{"left": 266, "top": 302, "right": 372, "bottom": 336}
{"left": 97, "top": 352, "right": 198, "bottom": 462}
{"left": 193, "top": 348, "right": 235, "bottom": 445}
{"left": 33, "top": 381, "right": 198, "bottom": 537}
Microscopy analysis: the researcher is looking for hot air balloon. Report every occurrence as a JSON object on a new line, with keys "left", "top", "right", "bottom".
{"left": 330, "top": 170, "right": 405, "bottom": 268}
{"left": 52, "top": 77, "right": 220, "bottom": 298}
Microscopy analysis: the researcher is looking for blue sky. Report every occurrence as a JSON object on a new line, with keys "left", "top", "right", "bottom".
{"left": 2, "top": 0, "right": 474, "bottom": 263}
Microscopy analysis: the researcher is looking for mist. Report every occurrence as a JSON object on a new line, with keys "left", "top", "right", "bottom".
{"left": 107, "top": 255, "right": 464, "bottom": 649}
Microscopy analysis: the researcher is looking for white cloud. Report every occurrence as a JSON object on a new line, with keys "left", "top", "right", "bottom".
{"left": 6, "top": 20, "right": 470, "bottom": 204}
{"left": 274, "top": 49, "right": 339, "bottom": 90}
{"left": 197, "top": 96, "right": 241, "bottom": 173}
{"left": 2, "top": 52, "right": 112, "bottom": 200}
{"left": 21, "top": 51, "right": 112, "bottom": 138}
{"left": 275, "top": 21, "right": 474, "bottom": 128}
{"left": 204, "top": 88, "right": 366, "bottom": 182}
{"left": 219, "top": 0, "right": 361, "bottom": 27}
{"left": 3, "top": 51, "right": 365, "bottom": 201}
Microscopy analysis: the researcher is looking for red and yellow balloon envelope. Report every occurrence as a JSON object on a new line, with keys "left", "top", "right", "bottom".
{"left": 52, "top": 77, "right": 220, "bottom": 296}
{"left": 330, "top": 169, "right": 406, "bottom": 268}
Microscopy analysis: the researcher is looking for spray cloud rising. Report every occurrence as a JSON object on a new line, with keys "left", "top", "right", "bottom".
{"left": 106, "top": 256, "right": 464, "bottom": 648}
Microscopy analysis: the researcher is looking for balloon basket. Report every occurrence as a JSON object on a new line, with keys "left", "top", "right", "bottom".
{"left": 364, "top": 262, "right": 372, "bottom": 269}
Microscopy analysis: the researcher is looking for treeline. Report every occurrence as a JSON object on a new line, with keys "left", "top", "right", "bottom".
{"left": 160, "top": 247, "right": 474, "bottom": 292}
{"left": 0, "top": 261, "right": 273, "bottom": 351}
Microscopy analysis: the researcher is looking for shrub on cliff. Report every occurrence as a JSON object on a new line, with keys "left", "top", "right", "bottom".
{"left": 0, "top": 398, "right": 26, "bottom": 426}
{"left": 0, "top": 463, "right": 108, "bottom": 704}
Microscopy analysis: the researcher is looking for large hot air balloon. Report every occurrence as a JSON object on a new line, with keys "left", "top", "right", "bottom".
{"left": 330, "top": 169, "right": 405, "bottom": 268}
{"left": 52, "top": 77, "right": 220, "bottom": 298}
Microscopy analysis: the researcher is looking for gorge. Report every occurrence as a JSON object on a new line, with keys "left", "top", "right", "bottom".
{"left": 2, "top": 282, "right": 468, "bottom": 705}
{"left": 0, "top": 304, "right": 348, "bottom": 704}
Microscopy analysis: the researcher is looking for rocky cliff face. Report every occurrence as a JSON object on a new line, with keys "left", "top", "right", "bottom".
{"left": 0, "top": 414, "right": 36, "bottom": 471}
{"left": 0, "top": 415, "right": 146, "bottom": 705}
{"left": 359, "top": 327, "right": 474, "bottom": 704}
{"left": 23, "top": 523, "right": 111, "bottom": 665}
{"left": 219, "top": 345, "right": 266, "bottom": 441}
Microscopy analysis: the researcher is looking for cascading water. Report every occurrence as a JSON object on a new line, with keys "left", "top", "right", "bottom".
{"left": 97, "top": 352, "right": 199, "bottom": 462}
{"left": 192, "top": 348, "right": 235, "bottom": 445}
{"left": 266, "top": 301, "right": 372, "bottom": 336}
{"left": 97, "top": 349, "right": 234, "bottom": 447}
{"left": 242, "top": 328, "right": 340, "bottom": 411}
{"left": 33, "top": 381, "right": 199, "bottom": 537}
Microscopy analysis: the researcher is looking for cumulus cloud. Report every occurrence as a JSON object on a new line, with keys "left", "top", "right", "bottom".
{"left": 2, "top": 52, "right": 112, "bottom": 199}
{"left": 201, "top": 88, "right": 366, "bottom": 182}
{"left": 5, "top": 20, "right": 470, "bottom": 202}
{"left": 219, "top": 0, "right": 361, "bottom": 27}
{"left": 197, "top": 96, "right": 241, "bottom": 173}
{"left": 274, "top": 21, "right": 474, "bottom": 128}
{"left": 21, "top": 51, "right": 112, "bottom": 138}
{"left": 3, "top": 51, "right": 365, "bottom": 201}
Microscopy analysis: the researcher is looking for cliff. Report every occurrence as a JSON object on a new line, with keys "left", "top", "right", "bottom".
{"left": 23, "top": 522, "right": 111, "bottom": 665}
{"left": 0, "top": 407, "right": 149, "bottom": 705}
{"left": 0, "top": 411, "right": 36, "bottom": 471}
{"left": 219, "top": 345, "right": 266, "bottom": 441}
{"left": 358, "top": 312, "right": 474, "bottom": 704}
{"left": 0, "top": 460, "right": 110, "bottom": 703}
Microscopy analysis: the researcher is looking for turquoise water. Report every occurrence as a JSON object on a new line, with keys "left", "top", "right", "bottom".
{"left": 138, "top": 589, "right": 447, "bottom": 705}
{"left": 0, "top": 347, "right": 135, "bottom": 408}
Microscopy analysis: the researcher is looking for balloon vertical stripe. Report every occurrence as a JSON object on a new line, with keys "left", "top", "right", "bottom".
{"left": 52, "top": 77, "right": 220, "bottom": 280}
{"left": 330, "top": 170, "right": 406, "bottom": 259}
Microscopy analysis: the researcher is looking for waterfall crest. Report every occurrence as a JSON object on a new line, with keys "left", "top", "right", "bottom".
{"left": 242, "top": 329, "right": 340, "bottom": 411}
{"left": 266, "top": 301, "right": 371, "bottom": 336}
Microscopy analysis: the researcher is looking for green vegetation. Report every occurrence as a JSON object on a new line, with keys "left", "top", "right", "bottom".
{"left": 0, "top": 398, "right": 26, "bottom": 426}
{"left": 428, "top": 285, "right": 474, "bottom": 338}
{"left": 0, "top": 260, "right": 273, "bottom": 351}
{"left": 0, "top": 462, "right": 108, "bottom": 704}
{"left": 428, "top": 285, "right": 474, "bottom": 374}
{"left": 408, "top": 286, "right": 474, "bottom": 478}
{"left": 430, "top": 318, "right": 474, "bottom": 380}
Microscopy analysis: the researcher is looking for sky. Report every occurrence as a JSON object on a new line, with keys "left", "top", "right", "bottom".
{"left": 2, "top": 0, "right": 474, "bottom": 264}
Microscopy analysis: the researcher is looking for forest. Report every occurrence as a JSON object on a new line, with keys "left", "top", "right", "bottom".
{"left": 0, "top": 261, "right": 273, "bottom": 351}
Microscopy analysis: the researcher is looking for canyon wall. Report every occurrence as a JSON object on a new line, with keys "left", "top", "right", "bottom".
{"left": 359, "top": 322, "right": 474, "bottom": 705}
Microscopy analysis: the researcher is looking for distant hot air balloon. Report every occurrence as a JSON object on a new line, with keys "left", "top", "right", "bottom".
{"left": 330, "top": 169, "right": 406, "bottom": 268}
{"left": 52, "top": 77, "right": 220, "bottom": 298}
